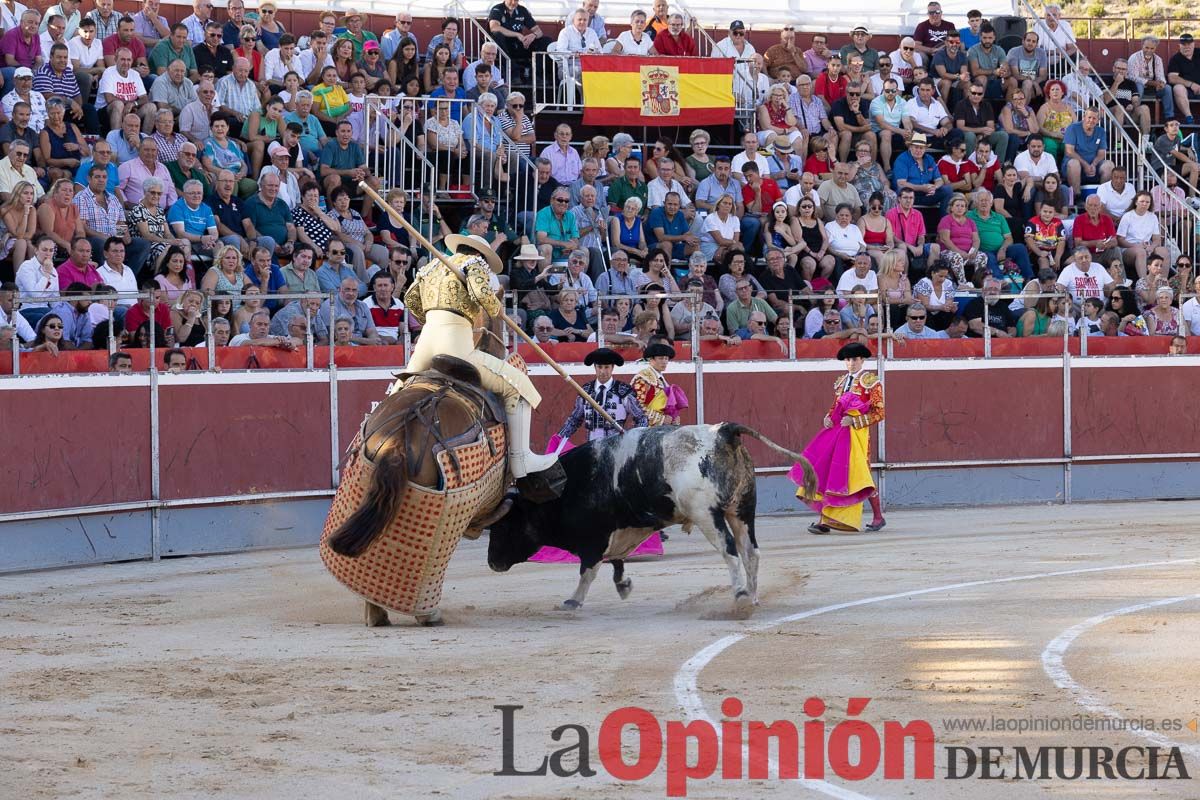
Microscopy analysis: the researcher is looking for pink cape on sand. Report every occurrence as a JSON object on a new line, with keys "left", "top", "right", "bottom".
{"left": 528, "top": 435, "right": 664, "bottom": 563}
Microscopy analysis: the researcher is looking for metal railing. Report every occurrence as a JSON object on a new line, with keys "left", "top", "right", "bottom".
{"left": 3, "top": 288, "right": 418, "bottom": 375}
{"left": 445, "top": 0, "right": 513, "bottom": 90}
{"left": 1022, "top": 0, "right": 1200, "bottom": 265}
{"left": 674, "top": 0, "right": 718, "bottom": 57}
{"left": 6, "top": 283, "right": 1195, "bottom": 377}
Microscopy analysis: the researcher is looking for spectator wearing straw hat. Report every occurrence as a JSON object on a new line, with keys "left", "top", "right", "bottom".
{"left": 336, "top": 9, "right": 378, "bottom": 62}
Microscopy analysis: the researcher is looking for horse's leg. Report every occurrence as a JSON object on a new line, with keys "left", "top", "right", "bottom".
{"left": 416, "top": 609, "right": 444, "bottom": 626}
{"left": 612, "top": 559, "right": 633, "bottom": 599}
{"left": 364, "top": 601, "right": 390, "bottom": 627}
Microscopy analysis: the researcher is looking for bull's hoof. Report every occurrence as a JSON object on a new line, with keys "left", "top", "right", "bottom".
{"left": 559, "top": 599, "right": 582, "bottom": 611}
{"left": 416, "top": 609, "right": 444, "bottom": 627}
{"left": 733, "top": 590, "right": 754, "bottom": 616}
{"left": 364, "top": 602, "right": 391, "bottom": 627}
{"left": 615, "top": 579, "right": 633, "bottom": 600}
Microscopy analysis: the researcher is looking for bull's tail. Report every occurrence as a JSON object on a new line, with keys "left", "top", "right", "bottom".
{"left": 722, "top": 423, "right": 817, "bottom": 499}
{"left": 327, "top": 445, "right": 409, "bottom": 557}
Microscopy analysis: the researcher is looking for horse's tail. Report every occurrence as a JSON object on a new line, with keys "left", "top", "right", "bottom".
{"left": 327, "top": 438, "right": 409, "bottom": 557}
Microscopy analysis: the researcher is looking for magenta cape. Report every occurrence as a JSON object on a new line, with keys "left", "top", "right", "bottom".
{"left": 788, "top": 391, "right": 876, "bottom": 512}
{"left": 528, "top": 434, "right": 664, "bottom": 563}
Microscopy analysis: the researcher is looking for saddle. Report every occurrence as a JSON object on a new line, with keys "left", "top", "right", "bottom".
{"left": 358, "top": 356, "right": 506, "bottom": 487}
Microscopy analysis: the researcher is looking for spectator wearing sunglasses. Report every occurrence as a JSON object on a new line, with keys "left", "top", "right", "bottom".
{"left": 913, "top": 1, "right": 956, "bottom": 56}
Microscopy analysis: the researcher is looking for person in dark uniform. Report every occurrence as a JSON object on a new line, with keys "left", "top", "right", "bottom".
{"left": 556, "top": 347, "right": 647, "bottom": 444}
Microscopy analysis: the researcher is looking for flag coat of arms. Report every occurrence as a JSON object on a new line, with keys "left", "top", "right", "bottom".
{"left": 579, "top": 55, "right": 735, "bottom": 126}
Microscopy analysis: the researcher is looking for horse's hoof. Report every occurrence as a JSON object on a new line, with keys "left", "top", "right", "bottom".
{"left": 559, "top": 599, "right": 582, "bottom": 611}
{"left": 616, "top": 579, "right": 633, "bottom": 600}
{"left": 416, "top": 610, "right": 444, "bottom": 627}
{"left": 365, "top": 602, "right": 390, "bottom": 627}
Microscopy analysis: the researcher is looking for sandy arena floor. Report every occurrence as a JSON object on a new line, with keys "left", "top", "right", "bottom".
{"left": 2, "top": 500, "right": 1199, "bottom": 800}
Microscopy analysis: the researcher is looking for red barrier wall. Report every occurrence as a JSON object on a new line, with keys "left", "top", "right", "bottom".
{"left": 4, "top": 354, "right": 1200, "bottom": 516}
{"left": 157, "top": 382, "right": 332, "bottom": 500}
{"left": 0, "top": 386, "right": 151, "bottom": 514}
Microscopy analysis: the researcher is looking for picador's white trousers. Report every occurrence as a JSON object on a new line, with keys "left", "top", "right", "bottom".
{"left": 397, "top": 311, "right": 557, "bottom": 477}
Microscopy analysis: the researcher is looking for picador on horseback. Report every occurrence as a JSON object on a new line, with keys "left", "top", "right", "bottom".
{"left": 320, "top": 226, "right": 570, "bottom": 627}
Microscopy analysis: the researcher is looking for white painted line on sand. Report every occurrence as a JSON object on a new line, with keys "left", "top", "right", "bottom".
{"left": 674, "top": 557, "right": 1200, "bottom": 799}
{"left": 1041, "top": 593, "right": 1200, "bottom": 760}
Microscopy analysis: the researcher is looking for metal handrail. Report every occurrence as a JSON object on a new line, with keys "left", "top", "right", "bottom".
{"left": 444, "top": 0, "right": 512, "bottom": 90}
{"left": 1021, "top": 0, "right": 1200, "bottom": 264}
{"left": 674, "top": 0, "right": 718, "bottom": 57}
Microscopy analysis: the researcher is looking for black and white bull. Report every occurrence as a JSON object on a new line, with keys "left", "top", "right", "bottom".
{"left": 485, "top": 423, "right": 817, "bottom": 612}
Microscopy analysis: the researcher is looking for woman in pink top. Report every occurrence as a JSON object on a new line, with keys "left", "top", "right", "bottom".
{"left": 936, "top": 194, "right": 988, "bottom": 284}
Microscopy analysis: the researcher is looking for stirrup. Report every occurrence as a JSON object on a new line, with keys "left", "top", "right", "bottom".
{"left": 515, "top": 462, "right": 567, "bottom": 503}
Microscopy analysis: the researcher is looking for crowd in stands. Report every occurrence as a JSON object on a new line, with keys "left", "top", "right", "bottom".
{"left": 0, "top": 0, "right": 1198, "bottom": 362}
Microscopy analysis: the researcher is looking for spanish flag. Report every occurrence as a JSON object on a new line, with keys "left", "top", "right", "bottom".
{"left": 580, "top": 55, "right": 735, "bottom": 127}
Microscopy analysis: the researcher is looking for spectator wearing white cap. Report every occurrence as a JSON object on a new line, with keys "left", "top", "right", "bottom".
{"left": 840, "top": 26, "right": 879, "bottom": 71}
{"left": 2, "top": 66, "right": 47, "bottom": 131}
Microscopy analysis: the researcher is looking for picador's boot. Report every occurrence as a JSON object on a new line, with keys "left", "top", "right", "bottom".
{"left": 506, "top": 398, "right": 566, "bottom": 502}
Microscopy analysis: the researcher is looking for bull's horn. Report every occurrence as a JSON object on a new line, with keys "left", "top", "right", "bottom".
{"left": 466, "top": 493, "right": 517, "bottom": 533}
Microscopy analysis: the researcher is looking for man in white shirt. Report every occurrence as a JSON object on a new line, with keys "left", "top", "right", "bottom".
{"left": 0, "top": 1, "right": 30, "bottom": 34}
{"left": 1056, "top": 246, "right": 1113, "bottom": 304}
{"left": 1096, "top": 166, "right": 1136, "bottom": 220}
{"left": 713, "top": 20, "right": 758, "bottom": 109}
{"left": 835, "top": 253, "right": 879, "bottom": 295}
{"left": 730, "top": 131, "right": 767, "bottom": 181}
{"left": 1037, "top": 3, "right": 1078, "bottom": 62}
{"left": 555, "top": 9, "right": 601, "bottom": 54}
{"left": 1012, "top": 134, "right": 1057, "bottom": 188}
{"left": 903, "top": 78, "right": 952, "bottom": 148}
{"left": 38, "top": 12, "right": 68, "bottom": 59}
{"left": 611, "top": 9, "right": 652, "bottom": 55}
{"left": 262, "top": 33, "right": 301, "bottom": 88}
{"left": 646, "top": 158, "right": 690, "bottom": 209}
{"left": 95, "top": 237, "right": 139, "bottom": 306}
{"left": 97, "top": 47, "right": 154, "bottom": 131}
{"left": 39, "top": 0, "right": 79, "bottom": 38}
{"left": 783, "top": 171, "right": 820, "bottom": 211}
{"left": 1182, "top": 274, "right": 1200, "bottom": 335}
{"left": 1, "top": 67, "right": 47, "bottom": 131}
{"left": 68, "top": 17, "right": 104, "bottom": 80}
{"left": 0, "top": 284, "right": 36, "bottom": 343}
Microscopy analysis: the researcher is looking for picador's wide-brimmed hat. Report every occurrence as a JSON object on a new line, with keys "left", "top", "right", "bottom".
{"left": 837, "top": 342, "right": 872, "bottom": 360}
{"left": 643, "top": 342, "right": 676, "bottom": 359}
{"left": 445, "top": 233, "right": 503, "bottom": 273}
{"left": 585, "top": 348, "right": 625, "bottom": 367}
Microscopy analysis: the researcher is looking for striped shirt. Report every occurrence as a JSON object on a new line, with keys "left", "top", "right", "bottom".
{"left": 33, "top": 63, "right": 80, "bottom": 101}
{"left": 73, "top": 187, "right": 124, "bottom": 235}
{"left": 86, "top": 10, "right": 120, "bottom": 40}
{"left": 216, "top": 73, "right": 261, "bottom": 117}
